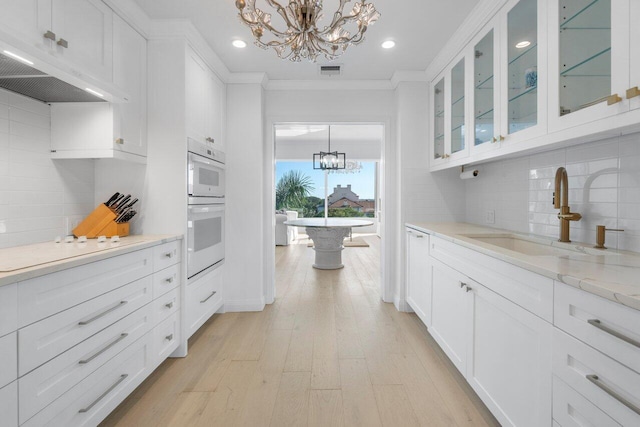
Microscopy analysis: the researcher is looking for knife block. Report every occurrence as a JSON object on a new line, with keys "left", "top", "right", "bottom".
{"left": 73, "top": 204, "right": 130, "bottom": 238}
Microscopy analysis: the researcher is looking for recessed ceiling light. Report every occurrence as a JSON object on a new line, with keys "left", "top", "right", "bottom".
{"left": 381, "top": 40, "right": 396, "bottom": 49}
{"left": 3, "top": 50, "right": 34, "bottom": 65}
{"left": 232, "top": 40, "right": 247, "bottom": 48}
{"left": 84, "top": 88, "right": 104, "bottom": 98}
{"left": 515, "top": 41, "right": 531, "bottom": 49}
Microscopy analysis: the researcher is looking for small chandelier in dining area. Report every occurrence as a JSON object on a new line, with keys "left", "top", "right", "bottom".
{"left": 235, "top": 0, "right": 381, "bottom": 62}
{"left": 313, "top": 126, "right": 346, "bottom": 170}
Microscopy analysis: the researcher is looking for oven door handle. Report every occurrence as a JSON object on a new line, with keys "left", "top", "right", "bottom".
{"left": 189, "top": 206, "right": 225, "bottom": 214}
{"left": 188, "top": 152, "right": 225, "bottom": 169}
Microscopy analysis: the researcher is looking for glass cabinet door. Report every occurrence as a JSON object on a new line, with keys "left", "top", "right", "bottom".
{"left": 507, "top": 0, "right": 538, "bottom": 135}
{"left": 474, "top": 29, "right": 495, "bottom": 147}
{"left": 433, "top": 77, "right": 446, "bottom": 161}
{"left": 558, "top": 0, "right": 611, "bottom": 116}
{"left": 450, "top": 59, "right": 466, "bottom": 155}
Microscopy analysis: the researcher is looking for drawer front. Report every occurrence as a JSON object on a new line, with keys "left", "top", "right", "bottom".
{"left": 430, "top": 236, "right": 554, "bottom": 321}
{"left": 152, "top": 263, "right": 180, "bottom": 298}
{"left": 19, "top": 305, "right": 152, "bottom": 424}
{"left": 152, "top": 241, "right": 180, "bottom": 272}
{"left": 553, "top": 376, "right": 621, "bottom": 427}
{"left": 19, "top": 249, "right": 152, "bottom": 327}
{"left": 186, "top": 266, "right": 223, "bottom": 339}
{"left": 555, "top": 282, "right": 640, "bottom": 374}
{"left": 0, "top": 381, "right": 17, "bottom": 427}
{"left": 19, "top": 276, "right": 152, "bottom": 376}
{"left": 152, "top": 287, "right": 179, "bottom": 327}
{"left": 152, "top": 313, "right": 179, "bottom": 369}
{"left": 0, "top": 332, "right": 17, "bottom": 389}
{"left": 0, "top": 283, "right": 17, "bottom": 337}
{"left": 22, "top": 334, "right": 150, "bottom": 427}
{"left": 553, "top": 328, "right": 640, "bottom": 426}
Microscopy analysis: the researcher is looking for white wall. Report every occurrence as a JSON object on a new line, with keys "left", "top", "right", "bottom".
{"left": 225, "top": 83, "right": 266, "bottom": 311}
{"left": 464, "top": 132, "right": 640, "bottom": 252}
{"left": 0, "top": 89, "right": 95, "bottom": 249}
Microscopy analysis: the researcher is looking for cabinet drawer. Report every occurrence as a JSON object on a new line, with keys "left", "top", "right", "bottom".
{"left": 430, "top": 236, "right": 554, "bottom": 321}
{"left": 186, "top": 266, "right": 223, "bottom": 339}
{"left": 553, "top": 329, "right": 640, "bottom": 426}
{"left": 19, "top": 305, "right": 152, "bottom": 424}
{"left": 22, "top": 334, "right": 150, "bottom": 427}
{"left": 18, "top": 249, "right": 152, "bottom": 327}
{"left": 152, "top": 287, "right": 179, "bottom": 327}
{"left": 0, "top": 283, "right": 17, "bottom": 337}
{"left": 555, "top": 282, "right": 640, "bottom": 374}
{"left": 152, "top": 263, "right": 180, "bottom": 298}
{"left": 0, "top": 332, "right": 17, "bottom": 389}
{"left": 152, "top": 241, "right": 180, "bottom": 272}
{"left": 152, "top": 312, "right": 179, "bottom": 369}
{"left": 0, "top": 381, "right": 17, "bottom": 427}
{"left": 19, "top": 276, "right": 152, "bottom": 376}
{"left": 553, "top": 376, "right": 620, "bottom": 427}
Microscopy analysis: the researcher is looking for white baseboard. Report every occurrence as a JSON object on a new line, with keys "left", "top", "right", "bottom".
{"left": 394, "top": 294, "right": 413, "bottom": 313}
{"left": 224, "top": 297, "right": 266, "bottom": 312}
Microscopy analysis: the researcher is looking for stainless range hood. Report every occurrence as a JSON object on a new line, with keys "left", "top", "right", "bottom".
{"left": 0, "top": 51, "right": 105, "bottom": 103}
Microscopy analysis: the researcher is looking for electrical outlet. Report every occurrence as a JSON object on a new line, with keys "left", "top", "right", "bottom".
{"left": 486, "top": 210, "right": 495, "bottom": 224}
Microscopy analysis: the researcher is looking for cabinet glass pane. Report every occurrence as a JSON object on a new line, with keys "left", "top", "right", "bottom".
{"left": 434, "top": 78, "right": 445, "bottom": 160}
{"left": 508, "top": 0, "right": 537, "bottom": 134}
{"left": 451, "top": 59, "right": 465, "bottom": 154}
{"left": 559, "top": 0, "right": 611, "bottom": 116}
{"left": 474, "top": 30, "right": 494, "bottom": 146}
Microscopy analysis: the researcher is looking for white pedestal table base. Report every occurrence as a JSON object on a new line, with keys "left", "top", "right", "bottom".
{"left": 306, "top": 227, "right": 351, "bottom": 270}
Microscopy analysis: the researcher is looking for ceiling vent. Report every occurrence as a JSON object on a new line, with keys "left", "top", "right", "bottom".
{"left": 319, "top": 65, "right": 342, "bottom": 77}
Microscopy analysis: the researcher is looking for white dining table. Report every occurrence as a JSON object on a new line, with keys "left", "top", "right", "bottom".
{"left": 284, "top": 218, "right": 374, "bottom": 269}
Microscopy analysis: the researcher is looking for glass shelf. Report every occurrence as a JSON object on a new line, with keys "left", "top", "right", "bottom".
{"left": 560, "top": 47, "right": 610, "bottom": 77}
{"left": 435, "top": 110, "right": 445, "bottom": 118}
{"left": 509, "top": 44, "right": 537, "bottom": 66}
{"left": 560, "top": 0, "right": 609, "bottom": 30}
{"left": 509, "top": 85, "right": 537, "bottom": 103}
{"left": 476, "top": 75, "right": 494, "bottom": 90}
{"left": 476, "top": 108, "right": 494, "bottom": 120}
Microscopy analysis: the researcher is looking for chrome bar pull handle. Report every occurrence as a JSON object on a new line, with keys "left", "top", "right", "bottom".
{"left": 78, "top": 301, "right": 128, "bottom": 326}
{"left": 79, "top": 333, "right": 128, "bottom": 364}
{"left": 587, "top": 319, "right": 640, "bottom": 348}
{"left": 200, "top": 291, "right": 217, "bottom": 304}
{"left": 78, "top": 374, "right": 128, "bottom": 413}
{"left": 586, "top": 375, "right": 640, "bottom": 416}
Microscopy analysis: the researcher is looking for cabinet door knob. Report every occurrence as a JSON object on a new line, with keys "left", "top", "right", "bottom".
{"left": 57, "top": 38, "right": 68, "bottom": 48}
{"left": 442, "top": 153, "right": 450, "bottom": 159}
{"left": 43, "top": 30, "right": 56, "bottom": 41}
{"left": 460, "top": 282, "right": 467, "bottom": 289}
{"left": 627, "top": 86, "right": 640, "bottom": 100}
{"left": 165, "top": 277, "right": 174, "bottom": 283}
{"left": 465, "top": 286, "right": 472, "bottom": 292}
{"left": 115, "top": 138, "right": 125, "bottom": 145}
{"left": 165, "top": 334, "right": 174, "bottom": 341}
{"left": 206, "top": 137, "right": 215, "bottom": 143}
{"left": 607, "top": 94, "right": 623, "bottom": 105}
{"left": 165, "top": 302, "right": 174, "bottom": 309}
{"left": 164, "top": 252, "right": 174, "bottom": 258}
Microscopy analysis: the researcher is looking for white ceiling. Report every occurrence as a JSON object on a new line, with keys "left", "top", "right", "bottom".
{"left": 133, "top": 0, "right": 479, "bottom": 81}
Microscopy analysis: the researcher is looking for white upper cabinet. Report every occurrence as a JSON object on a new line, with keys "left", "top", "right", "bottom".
{"left": 0, "top": 0, "right": 113, "bottom": 82}
{"left": 112, "top": 13, "right": 147, "bottom": 157}
{"left": 630, "top": 0, "right": 640, "bottom": 112}
{"left": 548, "top": 0, "right": 631, "bottom": 132}
{"left": 186, "top": 48, "right": 225, "bottom": 151}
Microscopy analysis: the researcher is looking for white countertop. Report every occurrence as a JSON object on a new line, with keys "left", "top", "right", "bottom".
{"left": 0, "top": 235, "right": 182, "bottom": 287}
{"left": 285, "top": 218, "right": 374, "bottom": 228}
{"left": 406, "top": 222, "right": 640, "bottom": 312}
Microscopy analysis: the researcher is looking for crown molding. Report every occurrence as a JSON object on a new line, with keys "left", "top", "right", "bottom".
{"left": 227, "top": 72, "right": 270, "bottom": 88}
{"left": 103, "top": 0, "right": 151, "bottom": 37}
{"left": 390, "top": 71, "right": 429, "bottom": 89}
{"left": 425, "top": 0, "right": 507, "bottom": 82}
{"left": 265, "top": 79, "right": 394, "bottom": 91}
{"left": 148, "top": 19, "right": 231, "bottom": 83}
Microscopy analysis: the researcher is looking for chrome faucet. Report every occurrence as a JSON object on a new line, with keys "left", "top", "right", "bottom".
{"left": 554, "top": 167, "right": 582, "bottom": 242}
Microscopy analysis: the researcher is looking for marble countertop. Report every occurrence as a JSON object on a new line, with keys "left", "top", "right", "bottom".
{"left": 285, "top": 218, "right": 374, "bottom": 228}
{"left": 0, "top": 235, "right": 182, "bottom": 287}
{"left": 406, "top": 222, "right": 640, "bottom": 312}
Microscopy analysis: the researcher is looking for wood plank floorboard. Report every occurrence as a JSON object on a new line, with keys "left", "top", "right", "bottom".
{"left": 101, "top": 233, "right": 498, "bottom": 427}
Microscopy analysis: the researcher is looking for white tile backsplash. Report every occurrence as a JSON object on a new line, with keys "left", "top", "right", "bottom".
{"left": 464, "top": 132, "right": 640, "bottom": 252}
{"left": 0, "top": 89, "right": 95, "bottom": 249}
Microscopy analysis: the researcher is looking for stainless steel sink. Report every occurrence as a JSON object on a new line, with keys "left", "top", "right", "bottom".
{"left": 459, "top": 233, "right": 586, "bottom": 256}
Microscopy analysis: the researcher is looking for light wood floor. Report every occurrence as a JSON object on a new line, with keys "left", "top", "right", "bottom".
{"left": 101, "top": 234, "right": 499, "bottom": 427}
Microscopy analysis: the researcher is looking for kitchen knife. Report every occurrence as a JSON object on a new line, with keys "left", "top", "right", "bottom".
{"left": 110, "top": 194, "right": 125, "bottom": 209}
{"left": 123, "top": 198, "right": 138, "bottom": 210}
{"left": 114, "top": 195, "right": 131, "bottom": 211}
{"left": 105, "top": 192, "right": 119, "bottom": 206}
{"left": 115, "top": 207, "right": 130, "bottom": 223}
{"left": 124, "top": 210, "right": 137, "bottom": 223}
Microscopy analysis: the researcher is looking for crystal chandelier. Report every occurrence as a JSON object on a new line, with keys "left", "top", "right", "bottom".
{"left": 235, "top": 0, "right": 381, "bottom": 62}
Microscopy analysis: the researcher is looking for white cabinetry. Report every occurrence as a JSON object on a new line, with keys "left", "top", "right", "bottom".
{"left": 186, "top": 48, "right": 226, "bottom": 151}
{"left": 0, "top": 0, "right": 113, "bottom": 82}
{"left": 405, "top": 228, "right": 432, "bottom": 326}
{"left": 0, "top": 381, "right": 18, "bottom": 427}
{"left": 50, "top": 14, "right": 147, "bottom": 162}
{"left": 186, "top": 265, "right": 223, "bottom": 339}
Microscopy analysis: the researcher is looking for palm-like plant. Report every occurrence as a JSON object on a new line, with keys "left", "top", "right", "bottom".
{"left": 276, "top": 170, "right": 315, "bottom": 210}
